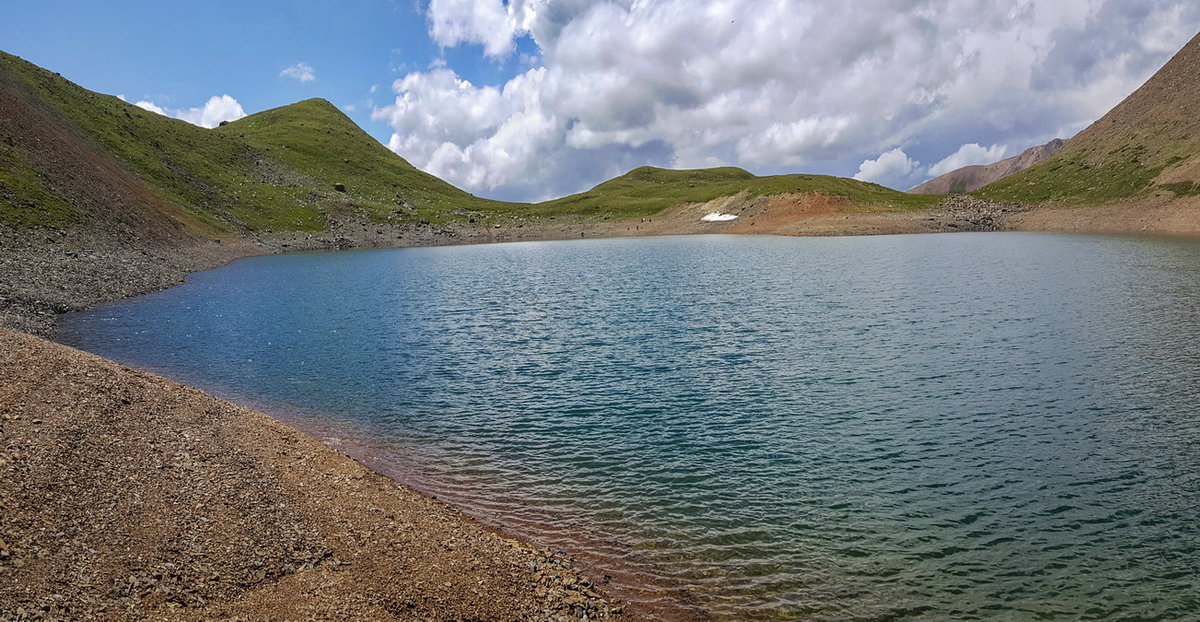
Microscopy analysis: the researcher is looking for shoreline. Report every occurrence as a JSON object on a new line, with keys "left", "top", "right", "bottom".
{"left": 279, "top": 412, "right": 712, "bottom": 622}
{"left": 0, "top": 329, "right": 627, "bottom": 621}
{"left": 5, "top": 195, "right": 1198, "bottom": 337}
{"left": 2, "top": 197, "right": 1198, "bottom": 620}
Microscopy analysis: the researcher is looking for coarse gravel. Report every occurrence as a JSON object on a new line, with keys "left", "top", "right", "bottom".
{"left": 0, "top": 329, "right": 622, "bottom": 621}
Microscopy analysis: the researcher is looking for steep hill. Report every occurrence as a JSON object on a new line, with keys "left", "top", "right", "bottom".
{"left": 0, "top": 52, "right": 222, "bottom": 239}
{"left": 217, "top": 99, "right": 517, "bottom": 224}
{"left": 910, "top": 139, "right": 1064, "bottom": 194}
{"left": 978, "top": 31, "right": 1200, "bottom": 204}
{"left": 0, "top": 51, "right": 520, "bottom": 238}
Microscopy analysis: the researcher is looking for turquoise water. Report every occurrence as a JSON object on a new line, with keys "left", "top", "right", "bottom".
{"left": 59, "top": 233, "right": 1200, "bottom": 620}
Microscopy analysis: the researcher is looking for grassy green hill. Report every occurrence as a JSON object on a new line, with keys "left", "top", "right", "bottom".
{"left": 540, "top": 166, "right": 939, "bottom": 220}
{"left": 217, "top": 99, "right": 518, "bottom": 225}
{"left": 0, "top": 50, "right": 511, "bottom": 235}
{"left": 1, "top": 49, "right": 935, "bottom": 241}
{"left": 977, "top": 31, "right": 1200, "bottom": 205}
{"left": 1, "top": 50, "right": 321, "bottom": 234}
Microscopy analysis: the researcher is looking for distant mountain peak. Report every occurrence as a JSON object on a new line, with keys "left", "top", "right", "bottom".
{"left": 909, "top": 138, "right": 1065, "bottom": 195}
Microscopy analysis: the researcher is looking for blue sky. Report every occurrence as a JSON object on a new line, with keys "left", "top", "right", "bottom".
{"left": 0, "top": 1, "right": 482, "bottom": 143}
{"left": 2, "top": 1, "right": 1199, "bottom": 201}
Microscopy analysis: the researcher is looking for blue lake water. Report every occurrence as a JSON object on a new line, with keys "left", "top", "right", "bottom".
{"left": 59, "top": 233, "right": 1200, "bottom": 620}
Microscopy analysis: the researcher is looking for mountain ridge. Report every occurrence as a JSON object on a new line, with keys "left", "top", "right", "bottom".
{"left": 910, "top": 138, "right": 1065, "bottom": 195}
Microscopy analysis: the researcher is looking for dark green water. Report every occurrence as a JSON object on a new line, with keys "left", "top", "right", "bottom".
{"left": 59, "top": 233, "right": 1200, "bottom": 620}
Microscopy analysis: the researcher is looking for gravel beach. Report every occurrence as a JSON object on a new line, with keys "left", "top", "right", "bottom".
{"left": 0, "top": 329, "right": 621, "bottom": 621}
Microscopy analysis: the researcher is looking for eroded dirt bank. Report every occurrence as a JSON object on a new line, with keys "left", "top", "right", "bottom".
{"left": 0, "top": 329, "right": 621, "bottom": 621}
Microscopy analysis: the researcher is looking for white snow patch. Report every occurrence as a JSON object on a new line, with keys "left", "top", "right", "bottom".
{"left": 701, "top": 212, "right": 739, "bottom": 222}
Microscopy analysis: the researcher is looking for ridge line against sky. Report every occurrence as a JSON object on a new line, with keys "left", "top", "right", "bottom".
{"left": 3, "top": 1, "right": 1198, "bottom": 202}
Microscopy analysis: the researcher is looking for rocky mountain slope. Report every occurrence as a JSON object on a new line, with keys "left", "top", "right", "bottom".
{"left": 978, "top": 31, "right": 1200, "bottom": 205}
{"left": 910, "top": 138, "right": 1064, "bottom": 194}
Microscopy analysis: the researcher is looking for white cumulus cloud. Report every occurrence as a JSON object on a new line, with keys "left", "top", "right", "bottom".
{"left": 376, "top": 0, "right": 1200, "bottom": 201}
{"left": 281, "top": 62, "right": 316, "bottom": 83}
{"left": 175, "top": 95, "right": 246, "bottom": 128}
{"left": 928, "top": 143, "right": 1010, "bottom": 178}
{"left": 854, "top": 148, "right": 920, "bottom": 186}
{"left": 133, "top": 95, "right": 246, "bottom": 128}
{"left": 135, "top": 100, "right": 167, "bottom": 116}
{"left": 426, "top": 0, "right": 537, "bottom": 58}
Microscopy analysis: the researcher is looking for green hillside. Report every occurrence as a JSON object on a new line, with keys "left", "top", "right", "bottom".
{"left": 540, "top": 166, "right": 939, "bottom": 219}
{"left": 0, "top": 50, "right": 322, "bottom": 233}
{"left": 217, "top": 99, "right": 518, "bottom": 225}
{"left": 977, "top": 31, "right": 1200, "bottom": 205}
{"left": 973, "top": 147, "right": 1183, "bottom": 204}
{"left": 1, "top": 49, "right": 936, "bottom": 239}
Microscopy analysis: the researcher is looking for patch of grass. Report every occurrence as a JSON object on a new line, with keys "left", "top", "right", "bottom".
{"left": 0, "top": 144, "right": 78, "bottom": 227}
{"left": 976, "top": 147, "right": 1169, "bottom": 204}
{"left": 1159, "top": 181, "right": 1200, "bottom": 196}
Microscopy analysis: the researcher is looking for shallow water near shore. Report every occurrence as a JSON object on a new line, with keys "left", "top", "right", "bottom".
{"left": 60, "top": 233, "right": 1200, "bottom": 620}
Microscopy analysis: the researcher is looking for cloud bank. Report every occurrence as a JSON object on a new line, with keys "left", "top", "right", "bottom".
{"left": 375, "top": 0, "right": 1200, "bottom": 200}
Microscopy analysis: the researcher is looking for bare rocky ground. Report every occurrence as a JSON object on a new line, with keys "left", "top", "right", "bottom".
{"left": 0, "top": 329, "right": 621, "bottom": 621}
{"left": 0, "top": 226, "right": 248, "bottom": 337}
{"left": 922, "top": 195, "right": 1031, "bottom": 232}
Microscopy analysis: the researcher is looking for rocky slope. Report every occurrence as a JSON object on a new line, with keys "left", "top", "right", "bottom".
{"left": 978, "top": 30, "right": 1200, "bottom": 206}
{"left": 910, "top": 138, "right": 1064, "bottom": 194}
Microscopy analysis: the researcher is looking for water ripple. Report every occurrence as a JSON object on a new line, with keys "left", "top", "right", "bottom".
{"left": 60, "top": 233, "right": 1200, "bottom": 620}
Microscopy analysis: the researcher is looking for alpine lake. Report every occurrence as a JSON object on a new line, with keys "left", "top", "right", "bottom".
{"left": 59, "top": 233, "right": 1200, "bottom": 621}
